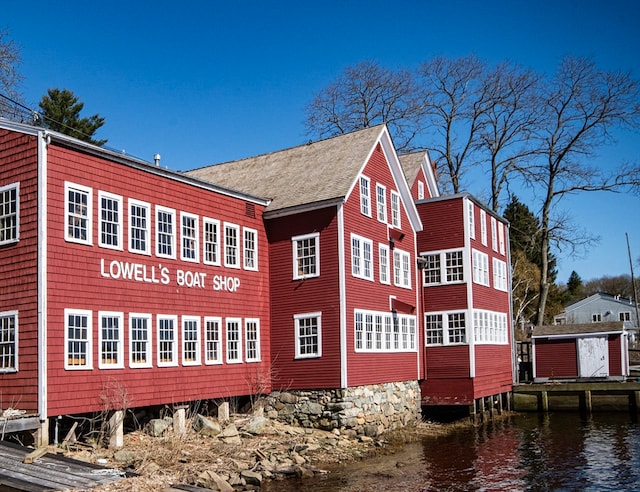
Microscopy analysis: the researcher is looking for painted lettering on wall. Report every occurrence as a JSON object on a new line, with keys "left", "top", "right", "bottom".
{"left": 100, "top": 258, "right": 240, "bottom": 292}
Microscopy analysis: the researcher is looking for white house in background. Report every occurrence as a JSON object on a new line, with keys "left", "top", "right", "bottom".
{"left": 555, "top": 293, "right": 639, "bottom": 339}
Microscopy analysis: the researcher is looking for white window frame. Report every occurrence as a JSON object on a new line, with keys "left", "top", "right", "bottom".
{"left": 351, "top": 234, "right": 374, "bottom": 281}
{"left": 355, "top": 309, "right": 417, "bottom": 353}
{"left": 294, "top": 312, "right": 322, "bottom": 359}
{"left": 203, "top": 217, "right": 221, "bottom": 266}
{"left": 224, "top": 223, "right": 240, "bottom": 269}
{"left": 390, "top": 191, "right": 401, "bottom": 228}
{"left": 360, "top": 176, "right": 371, "bottom": 217}
{"left": 245, "top": 318, "right": 261, "bottom": 362}
{"left": 129, "top": 313, "right": 152, "bottom": 368}
{"left": 467, "top": 201, "right": 475, "bottom": 240}
{"left": 128, "top": 198, "right": 151, "bottom": 255}
{"left": 491, "top": 216, "right": 498, "bottom": 252}
{"left": 97, "top": 191, "right": 122, "bottom": 250}
{"left": 472, "top": 249, "right": 490, "bottom": 287}
{"left": 498, "top": 222, "right": 506, "bottom": 255}
{"left": 156, "top": 205, "right": 176, "bottom": 259}
{"left": 226, "top": 318, "right": 242, "bottom": 363}
{"left": 293, "top": 232, "right": 320, "bottom": 280}
{"left": 473, "top": 309, "right": 508, "bottom": 345}
{"left": 425, "top": 311, "right": 467, "bottom": 346}
{"left": 64, "top": 309, "right": 92, "bottom": 370}
{"left": 480, "top": 209, "right": 487, "bottom": 246}
{"left": 180, "top": 212, "right": 200, "bottom": 263}
{"left": 0, "top": 310, "right": 18, "bottom": 372}
{"left": 65, "top": 182, "right": 93, "bottom": 245}
{"left": 0, "top": 183, "right": 19, "bottom": 245}
{"left": 98, "top": 311, "right": 124, "bottom": 369}
{"left": 182, "top": 316, "right": 201, "bottom": 366}
{"left": 376, "top": 183, "right": 387, "bottom": 223}
{"left": 424, "top": 313, "right": 444, "bottom": 346}
{"left": 379, "top": 243, "right": 390, "bottom": 285}
{"left": 417, "top": 180, "right": 425, "bottom": 200}
{"left": 204, "top": 316, "right": 223, "bottom": 364}
{"left": 422, "top": 249, "right": 465, "bottom": 285}
{"left": 592, "top": 313, "right": 602, "bottom": 323}
{"left": 157, "top": 314, "right": 178, "bottom": 367}
{"left": 243, "top": 227, "right": 258, "bottom": 271}
{"left": 620, "top": 312, "right": 631, "bottom": 322}
{"left": 393, "top": 248, "right": 411, "bottom": 289}
{"left": 493, "top": 258, "right": 508, "bottom": 292}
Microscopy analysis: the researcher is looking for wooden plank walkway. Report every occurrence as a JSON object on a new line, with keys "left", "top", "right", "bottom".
{"left": 0, "top": 441, "right": 126, "bottom": 491}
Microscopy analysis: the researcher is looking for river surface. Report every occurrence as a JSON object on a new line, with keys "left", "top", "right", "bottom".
{"left": 263, "top": 412, "right": 640, "bottom": 491}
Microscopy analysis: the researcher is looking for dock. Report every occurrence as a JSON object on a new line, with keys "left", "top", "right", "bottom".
{"left": 513, "top": 381, "right": 640, "bottom": 412}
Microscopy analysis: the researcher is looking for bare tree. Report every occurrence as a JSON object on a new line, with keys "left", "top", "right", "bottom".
{"left": 303, "top": 61, "right": 423, "bottom": 152}
{"left": 523, "top": 56, "right": 640, "bottom": 325}
{"left": 0, "top": 29, "right": 24, "bottom": 119}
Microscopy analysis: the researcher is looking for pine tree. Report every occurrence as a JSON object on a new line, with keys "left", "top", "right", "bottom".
{"left": 37, "top": 88, "right": 106, "bottom": 146}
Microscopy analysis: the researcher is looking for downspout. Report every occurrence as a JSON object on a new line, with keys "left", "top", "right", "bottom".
{"left": 37, "top": 131, "right": 49, "bottom": 422}
{"left": 414, "top": 231, "right": 421, "bottom": 380}
{"left": 465, "top": 199, "right": 475, "bottom": 379}
{"left": 337, "top": 203, "right": 347, "bottom": 388}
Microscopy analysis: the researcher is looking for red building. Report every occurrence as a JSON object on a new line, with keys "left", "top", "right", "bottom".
{"left": 189, "top": 126, "right": 426, "bottom": 433}
{"left": 532, "top": 322, "right": 629, "bottom": 381}
{"left": 415, "top": 193, "right": 514, "bottom": 413}
{"left": 0, "top": 120, "right": 271, "bottom": 441}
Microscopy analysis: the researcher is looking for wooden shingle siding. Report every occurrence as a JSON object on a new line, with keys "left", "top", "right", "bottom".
{"left": 535, "top": 339, "right": 578, "bottom": 378}
{"left": 0, "top": 130, "right": 39, "bottom": 413}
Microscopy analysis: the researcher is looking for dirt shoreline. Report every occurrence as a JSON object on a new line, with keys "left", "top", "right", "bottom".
{"left": 61, "top": 414, "right": 494, "bottom": 491}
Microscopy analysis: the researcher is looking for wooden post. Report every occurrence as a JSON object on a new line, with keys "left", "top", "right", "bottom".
{"left": 633, "top": 391, "right": 640, "bottom": 412}
{"left": 36, "top": 419, "right": 49, "bottom": 448}
{"left": 540, "top": 391, "right": 549, "bottom": 412}
{"left": 109, "top": 410, "right": 124, "bottom": 449}
{"left": 584, "top": 390, "right": 592, "bottom": 413}
{"left": 173, "top": 406, "right": 187, "bottom": 436}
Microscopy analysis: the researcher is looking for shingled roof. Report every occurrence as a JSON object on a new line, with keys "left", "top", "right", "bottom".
{"left": 187, "top": 125, "right": 386, "bottom": 214}
{"left": 532, "top": 321, "right": 625, "bottom": 338}
{"left": 398, "top": 151, "right": 424, "bottom": 186}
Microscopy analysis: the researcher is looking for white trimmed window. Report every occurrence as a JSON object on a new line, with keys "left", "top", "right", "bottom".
{"left": 493, "top": 258, "right": 508, "bottom": 292}
{"left": 0, "top": 311, "right": 18, "bottom": 372}
{"left": 128, "top": 199, "right": 150, "bottom": 254}
{"left": 360, "top": 176, "right": 371, "bottom": 217}
{"left": 390, "top": 191, "right": 401, "bottom": 228}
{"left": 498, "top": 222, "right": 506, "bottom": 255}
{"left": 379, "top": 244, "right": 390, "bottom": 285}
{"left": 157, "top": 315, "right": 178, "bottom": 367}
{"left": 425, "top": 311, "right": 467, "bottom": 345}
{"left": 592, "top": 313, "right": 602, "bottom": 323}
{"left": 182, "top": 316, "right": 201, "bottom": 366}
{"left": 293, "top": 233, "right": 319, "bottom": 279}
{"left": 295, "top": 312, "right": 322, "bottom": 358}
{"left": 243, "top": 227, "right": 258, "bottom": 271}
{"left": 491, "top": 216, "right": 498, "bottom": 252}
{"left": 98, "top": 311, "right": 124, "bottom": 369}
{"left": 224, "top": 223, "right": 240, "bottom": 268}
{"left": 156, "top": 206, "right": 176, "bottom": 259}
{"left": 203, "top": 218, "right": 220, "bottom": 266}
{"left": 472, "top": 249, "right": 490, "bottom": 286}
{"left": 245, "top": 319, "right": 260, "bottom": 362}
{"left": 129, "top": 313, "right": 152, "bottom": 368}
{"left": 393, "top": 249, "right": 411, "bottom": 288}
{"left": 376, "top": 183, "right": 387, "bottom": 223}
{"left": 418, "top": 181, "right": 425, "bottom": 200}
{"left": 422, "top": 250, "right": 464, "bottom": 285}
{"left": 65, "top": 309, "right": 92, "bottom": 369}
{"left": 226, "top": 318, "right": 242, "bottom": 363}
{"left": 204, "top": 317, "right": 222, "bottom": 364}
{"left": 620, "top": 312, "right": 631, "bottom": 322}
{"left": 0, "top": 183, "right": 18, "bottom": 245}
{"left": 473, "top": 310, "right": 508, "bottom": 344}
{"left": 351, "top": 234, "right": 373, "bottom": 281}
{"left": 480, "top": 210, "right": 487, "bottom": 246}
{"left": 355, "top": 309, "right": 416, "bottom": 352}
{"left": 467, "top": 201, "right": 475, "bottom": 239}
{"left": 98, "top": 191, "right": 122, "bottom": 250}
{"left": 181, "top": 212, "right": 199, "bottom": 262}
{"left": 65, "top": 182, "right": 92, "bottom": 245}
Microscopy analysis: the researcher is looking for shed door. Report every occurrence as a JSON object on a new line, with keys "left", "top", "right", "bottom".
{"left": 577, "top": 337, "right": 609, "bottom": 378}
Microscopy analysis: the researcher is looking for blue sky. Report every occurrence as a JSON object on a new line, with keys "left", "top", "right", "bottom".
{"left": 3, "top": 0, "right": 640, "bottom": 284}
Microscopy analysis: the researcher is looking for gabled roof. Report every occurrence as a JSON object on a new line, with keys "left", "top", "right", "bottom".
{"left": 398, "top": 150, "right": 440, "bottom": 198}
{"left": 533, "top": 321, "right": 625, "bottom": 338}
{"left": 563, "top": 292, "right": 637, "bottom": 312}
{"left": 188, "top": 125, "right": 422, "bottom": 230}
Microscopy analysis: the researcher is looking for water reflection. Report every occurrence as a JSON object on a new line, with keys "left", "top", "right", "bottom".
{"left": 263, "top": 413, "right": 640, "bottom": 491}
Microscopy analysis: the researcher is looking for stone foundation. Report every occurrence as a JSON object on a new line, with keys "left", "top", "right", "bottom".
{"left": 262, "top": 380, "right": 421, "bottom": 436}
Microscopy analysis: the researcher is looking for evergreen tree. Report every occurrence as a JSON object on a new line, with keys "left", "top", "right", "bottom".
{"left": 37, "top": 88, "right": 106, "bottom": 146}
{"left": 565, "top": 271, "right": 584, "bottom": 302}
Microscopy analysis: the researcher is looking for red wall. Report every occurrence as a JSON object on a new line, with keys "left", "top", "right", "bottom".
{"left": 0, "top": 130, "right": 39, "bottom": 413}
{"left": 608, "top": 334, "right": 623, "bottom": 375}
{"left": 44, "top": 143, "right": 271, "bottom": 416}
{"left": 266, "top": 207, "right": 342, "bottom": 390}
{"left": 535, "top": 339, "right": 578, "bottom": 378}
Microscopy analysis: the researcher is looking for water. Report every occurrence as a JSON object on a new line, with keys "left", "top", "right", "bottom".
{"left": 263, "top": 413, "right": 640, "bottom": 491}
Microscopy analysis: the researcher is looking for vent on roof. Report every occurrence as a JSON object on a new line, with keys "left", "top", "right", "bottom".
{"left": 245, "top": 203, "right": 256, "bottom": 218}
